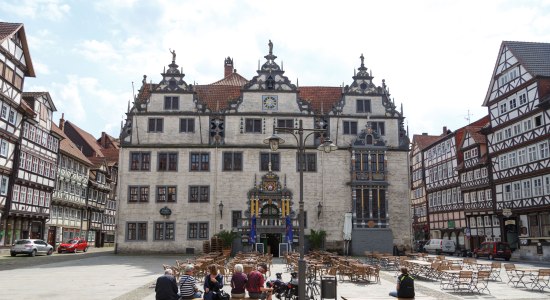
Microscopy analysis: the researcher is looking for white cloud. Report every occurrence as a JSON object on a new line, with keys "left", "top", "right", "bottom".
{"left": 0, "top": 0, "right": 70, "bottom": 21}
{"left": 75, "top": 40, "right": 122, "bottom": 63}
{"left": 33, "top": 61, "right": 51, "bottom": 75}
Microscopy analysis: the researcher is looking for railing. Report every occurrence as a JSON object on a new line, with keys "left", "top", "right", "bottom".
{"left": 353, "top": 170, "right": 386, "bottom": 181}
{"left": 237, "top": 217, "right": 299, "bottom": 229}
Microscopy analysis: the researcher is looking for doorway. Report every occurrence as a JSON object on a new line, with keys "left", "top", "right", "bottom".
{"left": 265, "top": 233, "right": 281, "bottom": 257}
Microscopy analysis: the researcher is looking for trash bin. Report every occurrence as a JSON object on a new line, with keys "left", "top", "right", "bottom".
{"left": 321, "top": 276, "right": 337, "bottom": 299}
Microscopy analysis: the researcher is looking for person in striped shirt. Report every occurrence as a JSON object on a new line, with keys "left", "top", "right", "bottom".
{"left": 179, "top": 264, "right": 202, "bottom": 299}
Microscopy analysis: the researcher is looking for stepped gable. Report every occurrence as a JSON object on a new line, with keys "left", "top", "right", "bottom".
{"left": 51, "top": 123, "right": 92, "bottom": 166}
{"left": 0, "top": 22, "right": 34, "bottom": 77}
{"left": 243, "top": 40, "right": 297, "bottom": 91}
{"left": 298, "top": 86, "right": 342, "bottom": 114}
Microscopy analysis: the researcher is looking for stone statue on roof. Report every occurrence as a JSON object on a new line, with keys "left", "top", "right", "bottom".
{"left": 169, "top": 48, "right": 176, "bottom": 62}
{"left": 268, "top": 40, "right": 273, "bottom": 55}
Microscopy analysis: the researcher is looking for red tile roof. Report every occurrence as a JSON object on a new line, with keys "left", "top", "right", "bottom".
{"left": 65, "top": 121, "right": 105, "bottom": 157}
{"left": 210, "top": 72, "right": 248, "bottom": 86}
{"left": 298, "top": 87, "right": 342, "bottom": 113}
{"left": 51, "top": 123, "right": 93, "bottom": 166}
{"left": 195, "top": 85, "right": 242, "bottom": 112}
{"left": 412, "top": 134, "right": 443, "bottom": 150}
{"left": 136, "top": 83, "right": 157, "bottom": 103}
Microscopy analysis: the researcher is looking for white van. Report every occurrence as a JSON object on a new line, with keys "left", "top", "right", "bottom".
{"left": 423, "top": 239, "right": 456, "bottom": 254}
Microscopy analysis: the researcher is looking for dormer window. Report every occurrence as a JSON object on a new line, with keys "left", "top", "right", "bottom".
{"left": 164, "top": 96, "right": 179, "bottom": 110}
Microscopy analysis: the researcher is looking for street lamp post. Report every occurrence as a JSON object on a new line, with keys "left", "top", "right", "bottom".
{"left": 264, "top": 119, "right": 336, "bottom": 300}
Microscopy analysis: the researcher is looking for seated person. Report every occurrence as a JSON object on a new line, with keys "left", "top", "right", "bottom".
{"left": 389, "top": 267, "right": 415, "bottom": 298}
{"left": 245, "top": 263, "right": 272, "bottom": 300}
{"left": 230, "top": 264, "right": 247, "bottom": 298}
{"left": 179, "top": 264, "right": 202, "bottom": 299}
{"left": 203, "top": 264, "right": 224, "bottom": 300}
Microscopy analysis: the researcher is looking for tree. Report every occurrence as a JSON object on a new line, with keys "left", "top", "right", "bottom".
{"left": 215, "top": 230, "right": 239, "bottom": 250}
{"left": 308, "top": 229, "right": 327, "bottom": 250}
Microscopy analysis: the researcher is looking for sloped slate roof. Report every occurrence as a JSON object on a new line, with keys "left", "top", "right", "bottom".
{"left": 298, "top": 87, "right": 342, "bottom": 113}
{"left": 51, "top": 123, "right": 93, "bottom": 166}
{"left": 505, "top": 41, "right": 550, "bottom": 77}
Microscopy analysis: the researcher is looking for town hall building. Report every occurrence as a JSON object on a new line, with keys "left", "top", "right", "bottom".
{"left": 116, "top": 42, "right": 411, "bottom": 255}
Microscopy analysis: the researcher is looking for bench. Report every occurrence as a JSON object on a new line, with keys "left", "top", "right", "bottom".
{"left": 341, "top": 297, "right": 438, "bottom": 300}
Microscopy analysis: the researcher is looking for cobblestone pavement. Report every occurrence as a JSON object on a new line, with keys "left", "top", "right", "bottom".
{"left": 0, "top": 249, "right": 549, "bottom": 300}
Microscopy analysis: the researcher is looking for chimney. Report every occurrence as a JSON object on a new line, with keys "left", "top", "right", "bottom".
{"left": 101, "top": 132, "right": 107, "bottom": 147}
{"left": 59, "top": 113, "right": 65, "bottom": 130}
{"left": 224, "top": 57, "right": 233, "bottom": 77}
{"left": 422, "top": 133, "right": 428, "bottom": 136}
{"left": 443, "top": 126, "right": 447, "bottom": 134}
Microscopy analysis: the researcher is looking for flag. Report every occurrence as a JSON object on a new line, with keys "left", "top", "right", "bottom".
{"left": 285, "top": 215, "right": 293, "bottom": 243}
{"left": 249, "top": 215, "right": 256, "bottom": 244}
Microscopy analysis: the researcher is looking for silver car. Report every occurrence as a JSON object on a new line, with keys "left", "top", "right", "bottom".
{"left": 10, "top": 239, "right": 54, "bottom": 257}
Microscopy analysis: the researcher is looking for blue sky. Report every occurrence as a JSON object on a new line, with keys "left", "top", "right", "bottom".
{"left": 2, "top": 0, "right": 549, "bottom": 138}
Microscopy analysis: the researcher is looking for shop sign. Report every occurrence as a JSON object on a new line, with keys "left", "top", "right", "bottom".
{"left": 447, "top": 220, "right": 455, "bottom": 229}
{"left": 502, "top": 208, "right": 512, "bottom": 217}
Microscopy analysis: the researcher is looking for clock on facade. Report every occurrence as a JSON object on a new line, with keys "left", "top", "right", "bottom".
{"left": 262, "top": 95, "right": 278, "bottom": 111}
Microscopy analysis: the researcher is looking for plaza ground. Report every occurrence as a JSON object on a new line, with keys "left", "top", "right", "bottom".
{"left": 0, "top": 247, "right": 548, "bottom": 300}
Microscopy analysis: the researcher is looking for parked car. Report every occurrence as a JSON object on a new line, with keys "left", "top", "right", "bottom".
{"left": 473, "top": 241, "right": 511, "bottom": 261}
{"left": 423, "top": 239, "right": 456, "bottom": 255}
{"left": 10, "top": 239, "right": 54, "bottom": 257}
{"left": 57, "top": 238, "right": 88, "bottom": 253}
{"left": 414, "top": 240, "right": 428, "bottom": 253}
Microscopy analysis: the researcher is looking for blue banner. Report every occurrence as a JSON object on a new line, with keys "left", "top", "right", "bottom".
{"left": 285, "top": 215, "right": 293, "bottom": 243}
{"left": 249, "top": 215, "right": 256, "bottom": 244}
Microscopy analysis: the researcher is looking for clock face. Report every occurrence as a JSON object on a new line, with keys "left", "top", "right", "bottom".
{"left": 262, "top": 95, "right": 278, "bottom": 111}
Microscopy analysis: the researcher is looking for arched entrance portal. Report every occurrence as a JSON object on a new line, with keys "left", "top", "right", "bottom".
{"left": 242, "top": 171, "right": 297, "bottom": 256}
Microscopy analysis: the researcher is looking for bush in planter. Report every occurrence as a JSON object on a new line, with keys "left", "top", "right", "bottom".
{"left": 215, "top": 230, "right": 239, "bottom": 250}
{"left": 308, "top": 229, "right": 327, "bottom": 250}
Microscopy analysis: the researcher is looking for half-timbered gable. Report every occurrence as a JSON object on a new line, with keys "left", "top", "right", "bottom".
{"left": 117, "top": 42, "right": 411, "bottom": 254}
{"left": 483, "top": 41, "right": 550, "bottom": 256}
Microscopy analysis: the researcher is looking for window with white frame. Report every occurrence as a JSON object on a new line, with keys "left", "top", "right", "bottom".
{"left": 470, "top": 217, "right": 476, "bottom": 228}
{"left": 504, "top": 184, "right": 512, "bottom": 201}
{"left": 527, "top": 146, "right": 538, "bottom": 162}
{"left": 471, "top": 191, "right": 477, "bottom": 203}
{"left": 518, "top": 148, "right": 526, "bottom": 165}
{"left": 0, "top": 139, "right": 8, "bottom": 157}
{"left": 519, "top": 93, "right": 527, "bottom": 105}
{"left": 510, "top": 98, "right": 517, "bottom": 109}
{"left": 504, "top": 128, "right": 512, "bottom": 139}
{"left": 478, "top": 190, "right": 485, "bottom": 202}
{"left": 500, "top": 103, "right": 507, "bottom": 114}
{"left": 522, "top": 181, "right": 531, "bottom": 198}
{"left": 499, "top": 155, "right": 508, "bottom": 169}
{"left": 533, "top": 178, "right": 543, "bottom": 196}
{"left": 486, "top": 189, "right": 492, "bottom": 200}
{"left": 481, "top": 167, "right": 488, "bottom": 178}
{"left": 452, "top": 188, "right": 458, "bottom": 203}
{"left": 508, "top": 152, "right": 517, "bottom": 167}
{"left": 513, "top": 182, "right": 521, "bottom": 199}
{"left": 474, "top": 169, "right": 481, "bottom": 180}
{"left": 523, "top": 119, "right": 532, "bottom": 132}
{"left": 496, "top": 131, "right": 503, "bottom": 142}
{"left": 539, "top": 141, "right": 549, "bottom": 159}
{"left": 513, "top": 124, "right": 521, "bottom": 136}
{"left": 545, "top": 175, "right": 550, "bottom": 195}
{"left": 477, "top": 216, "right": 484, "bottom": 227}
{"left": 464, "top": 193, "right": 470, "bottom": 203}
{"left": 484, "top": 215, "right": 491, "bottom": 227}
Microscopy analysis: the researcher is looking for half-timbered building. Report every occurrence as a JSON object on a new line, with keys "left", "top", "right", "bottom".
{"left": 9, "top": 92, "right": 59, "bottom": 242}
{"left": 410, "top": 133, "right": 441, "bottom": 243}
{"left": 482, "top": 41, "right": 550, "bottom": 258}
{"left": 116, "top": 43, "right": 411, "bottom": 254}
{"left": 423, "top": 127, "right": 466, "bottom": 250}
{"left": 48, "top": 119, "right": 92, "bottom": 247}
{"left": 456, "top": 118, "right": 500, "bottom": 251}
{"left": 0, "top": 22, "right": 35, "bottom": 246}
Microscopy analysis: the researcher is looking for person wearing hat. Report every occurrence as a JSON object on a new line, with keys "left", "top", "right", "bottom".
{"left": 245, "top": 263, "right": 272, "bottom": 300}
{"left": 179, "top": 264, "right": 202, "bottom": 299}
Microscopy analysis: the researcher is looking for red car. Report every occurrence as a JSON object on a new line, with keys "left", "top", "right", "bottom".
{"left": 57, "top": 239, "right": 88, "bottom": 253}
{"left": 473, "top": 241, "right": 511, "bottom": 261}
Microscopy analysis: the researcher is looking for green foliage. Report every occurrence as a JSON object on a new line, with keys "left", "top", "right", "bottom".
{"left": 215, "top": 230, "right": 239, "bottom": 249}
{"left": 308, "top": 229, "right": 327, "bottom": 250}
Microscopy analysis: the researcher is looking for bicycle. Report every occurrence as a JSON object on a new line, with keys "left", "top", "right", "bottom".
{"left": 305, "top": 273, "right": 320, "bottom": 300}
